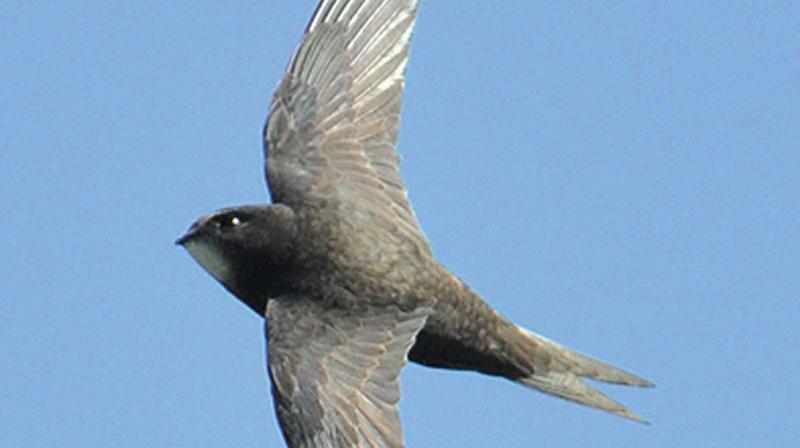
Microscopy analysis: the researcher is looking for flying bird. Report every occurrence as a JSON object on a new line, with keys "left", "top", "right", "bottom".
{"left": 177, "top": 0, "right": 653, "bottom": 446}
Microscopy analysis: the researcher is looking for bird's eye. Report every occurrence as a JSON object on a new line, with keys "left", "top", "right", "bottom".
{"left": 216, "top": 214, "right": 245, "bottom": 229}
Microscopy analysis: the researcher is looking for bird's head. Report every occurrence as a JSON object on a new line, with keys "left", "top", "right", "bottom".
{"left": 176, "top": 204, "right": 297, "bottom": 314}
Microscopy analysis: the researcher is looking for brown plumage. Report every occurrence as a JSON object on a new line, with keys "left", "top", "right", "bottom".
{"left": 177, "top": 1, "right": 653, "bottom": 447}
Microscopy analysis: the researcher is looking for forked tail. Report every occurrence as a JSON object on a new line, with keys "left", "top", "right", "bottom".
{"left": 516, "top": 327, "right": 654, "bottom": 423}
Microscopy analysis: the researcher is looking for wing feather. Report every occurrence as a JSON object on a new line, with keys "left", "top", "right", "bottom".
{"left": 267, "top": 296, "right": 432, "bottom": 448}
{"left": 264, "top": 0, "right": 429, "bottom": 258}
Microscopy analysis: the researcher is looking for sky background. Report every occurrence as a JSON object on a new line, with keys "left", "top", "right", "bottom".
{"left": 3, "top": 1, "right": 799, "bottom": 447}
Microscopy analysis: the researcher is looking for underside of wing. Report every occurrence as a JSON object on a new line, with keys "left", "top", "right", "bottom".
{"left": 266, "top": 296, "right": 432, "bottom": 448}
{"left": 264, "top": 0, "right": 429, "bottom": 255}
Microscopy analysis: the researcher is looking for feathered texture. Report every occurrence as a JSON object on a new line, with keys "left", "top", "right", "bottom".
{"left": 265, "top": 0, "right": 430, "bottom": 261}
{"left": 517, "top": 328, "right": 654, "bottom": 423}
{"left": 268, "top": 297, "right": 432, "bottom": 448}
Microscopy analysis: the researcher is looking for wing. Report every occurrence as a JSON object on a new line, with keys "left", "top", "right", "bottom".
{"left": 264, "top": 0, "right": 430, "bottom": 255}
{"left": 266, "top": 296, "right": 432, "bottom": 448}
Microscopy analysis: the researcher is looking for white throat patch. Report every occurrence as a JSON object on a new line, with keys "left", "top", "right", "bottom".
{"left": 183, "top": 239, "right": 233, "bottom": 285}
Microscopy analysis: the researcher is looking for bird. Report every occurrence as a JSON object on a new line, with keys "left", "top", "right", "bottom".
{"left": 176, "top": 0, "right": 654, "bottom": 447}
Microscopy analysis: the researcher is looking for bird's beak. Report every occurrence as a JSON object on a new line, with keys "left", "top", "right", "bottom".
{"left": 175, "top": 222, "right": 200, "bottom": 246}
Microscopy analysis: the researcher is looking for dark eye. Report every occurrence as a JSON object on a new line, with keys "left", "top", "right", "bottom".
{"left": 216, "top": 214, "right": 245, "bottom": 229}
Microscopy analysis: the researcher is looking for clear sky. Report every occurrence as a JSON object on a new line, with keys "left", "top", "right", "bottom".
{"left": 3, "top": 1, "right": 798, "bottom": 447}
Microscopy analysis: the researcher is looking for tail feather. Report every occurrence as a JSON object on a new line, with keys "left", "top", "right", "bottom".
{"left": 517, "top": 328, "right": 653, "bottom": 423}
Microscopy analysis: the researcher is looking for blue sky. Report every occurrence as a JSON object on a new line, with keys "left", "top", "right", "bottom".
{"left": 3, "top": 1, "right": 798, "bottom": 447}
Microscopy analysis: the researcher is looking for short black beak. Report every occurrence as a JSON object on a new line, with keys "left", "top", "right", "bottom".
{"left": 175, "top": 222, "right": 200, "bottom": 246}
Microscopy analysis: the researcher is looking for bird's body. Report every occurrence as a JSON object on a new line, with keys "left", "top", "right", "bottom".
{"left": 178, "top": 0, "right": 653, "bottom": 446}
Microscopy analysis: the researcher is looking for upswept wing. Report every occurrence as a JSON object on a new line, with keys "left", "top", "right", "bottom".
{"left": 266, "top": 297, "right": 432, "bottom": 448}
{"left": 264, "top": 0, "right": 429, "bottom": 254}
